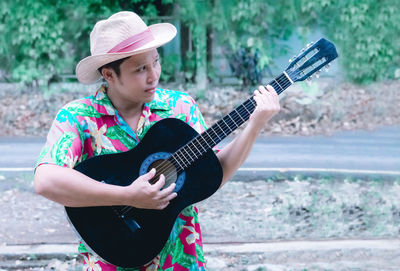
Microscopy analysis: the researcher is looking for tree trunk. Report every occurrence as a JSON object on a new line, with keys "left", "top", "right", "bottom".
{"left": 194, "top": 21, "right": 207, "bottom": 90}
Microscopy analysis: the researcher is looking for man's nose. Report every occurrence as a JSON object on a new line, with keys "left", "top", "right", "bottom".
{"left": 147, "top": 66, "right": 159, "bottom": 83}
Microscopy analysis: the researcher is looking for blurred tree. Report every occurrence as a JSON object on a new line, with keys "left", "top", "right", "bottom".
{"left": 1, "top": 0, "right": 399, "bottom": 89}
{"left": 175, "top": 0, "right": 211, "bottom": 90}
{"left": 211, "top": 0, "right": 297, "bottom": 88}
{"left": 0, "top": 0, "right": 70, "bottom": 89}
{"left": 0, "top": 0, "right": 173, "bottom": 89}
{"left": 179, "top": 0, "right": 400, "bottom": 86}
{"left": 298, "top": 0, "right": 400, "bottom": 83}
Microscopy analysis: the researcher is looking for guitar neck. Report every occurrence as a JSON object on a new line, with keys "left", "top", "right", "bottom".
{"left": 170, "top": 72, "right": 292, "bottom": 171}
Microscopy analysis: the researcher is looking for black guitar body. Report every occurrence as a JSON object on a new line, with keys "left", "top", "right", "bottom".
{"left": 65, "top": 118, "right": 223, "bottom": 268}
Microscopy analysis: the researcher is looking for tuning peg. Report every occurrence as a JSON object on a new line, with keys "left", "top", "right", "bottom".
{"left": 306, "top": 77, "right": 312, "bottom": 86}
{"left": 307, "top": 41, "right": 314, "bottom": 48}
{"left": 315, "top": 71, "right": 321, "bottom": 78}
{"left": 324, "top": 64, "right": 330, "bottom": 72}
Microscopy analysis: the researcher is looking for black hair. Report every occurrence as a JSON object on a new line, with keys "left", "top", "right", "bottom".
{"left": 98, "top": 56, "right": 130, "bottom": 78}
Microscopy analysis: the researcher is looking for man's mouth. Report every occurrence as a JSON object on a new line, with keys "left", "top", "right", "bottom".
{"left": 145, "top": 87, "right": 156, "bottom": 93}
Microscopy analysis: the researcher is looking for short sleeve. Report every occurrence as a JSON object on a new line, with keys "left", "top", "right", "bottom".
{"left": 185, "top": 96, "right": 220, "bottom": 153}
{"left": 184, "top": 96, "right": 207, "bottom": 133}
{"left": 35, "top": 106, "right": 84, "bottom": 169}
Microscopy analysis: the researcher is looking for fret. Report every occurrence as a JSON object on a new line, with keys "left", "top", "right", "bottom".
{"left": 204, "top": 130, "right": 217, "bottom": 146}
{"left": 195, "top": 136, "right": 210, "bottom": 152}
{"left": 195, "top": 137, "right": 208, "bottom": 152}
{"left": 171, "top": 155, "right": 184, "bottom": 171}
{"left": 231, "top": 109, "right": 245, "bottom": 124}
{"left": 190, "top": 141, "right": 202, "bottom": 156}
{"left": 272, "top": 79, "right": 283, "bottom": 93}
{"left": 175, "top": 151, "right": 187, "bottom": 167}
{"left": 185, "top": 145, "right": 198, "bottom": 160}
{"left": 220, "top": 118, "right": 233, "bottom": 133}
{"left": 272, "top": 73, "right": 290, "bottom": 95}
{"left": 181, "top": 147, "right": 194, "bottom": 163}
{"left": 198, "top": 133, "right": 213, "bottom": 149}
{"left": 208, "top": 127, "right": 222, "bottom": 142}
{"left": 177, "top": 148, "right": 191, "bottom": 165}
{"left": 242, "top": 103, "right": 252, "bottom": 114}
{"left": 248, "top": 97, "right": 257, "bottom": 107}
{"left": 227, "top": 114, "right": 236, "bottom": 125}
{"left": 226, "top": 114, "right": 239, "bottom": 129}
{"left": 215, "top": 122, "right": 229, "bottom": 137}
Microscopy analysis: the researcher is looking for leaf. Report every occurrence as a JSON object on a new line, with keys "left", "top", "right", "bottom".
{"left": 106, "top": 125, "right": 135, "bottom": 149}
{"left": 65, "top": 102, "right": 101, "bottom": 118}
{"left": 50, "top": 131, "right": 77, "bottom": 166}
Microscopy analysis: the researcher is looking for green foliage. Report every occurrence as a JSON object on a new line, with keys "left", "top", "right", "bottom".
{"left": 210, "top": 0, "right": 297, "bottom": 87}
{"left": 298, "top": 0, "right": 400, "bottom": 83}
{"left": 0, "top": 0, "right": 71, "bottom": 87}
{"left": 182, "top": 51, "right": 196, "bottom": 82}
{"left": 1, "top": 0, "right": 399, "bottom": 88}
{"left": 160, "top": 53, "right": 179, "bottom": 82}
{"left": 0, "top": 0, "right": 173, "bottom": 88}
{"left": 176, "top": 0, "right": 210, "bottom": 87}
{"left": 179, "top": 0, "right": 400, "bottom": 85}
{"left": 177, "top": 0, "right": 298, "bottom": 88}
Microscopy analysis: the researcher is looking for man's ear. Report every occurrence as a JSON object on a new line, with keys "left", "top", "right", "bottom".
{"left": 101, "top": 68, "right": 115, "bottom": 83}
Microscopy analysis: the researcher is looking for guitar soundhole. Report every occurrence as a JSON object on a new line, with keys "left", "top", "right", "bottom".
{"left": 149, "top": 159, "right": 177, "bottom": 189}
{"left": 140, "top": 152, "right": 186, "bottom": 193}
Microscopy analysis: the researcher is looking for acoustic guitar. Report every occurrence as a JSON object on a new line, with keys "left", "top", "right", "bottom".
{"left": 65, "top": 38, "right": 338, "bottom": 267}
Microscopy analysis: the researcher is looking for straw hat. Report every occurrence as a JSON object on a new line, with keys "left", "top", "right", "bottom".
{"left": 75, "top": 11, "right": 177, "bottom": 84}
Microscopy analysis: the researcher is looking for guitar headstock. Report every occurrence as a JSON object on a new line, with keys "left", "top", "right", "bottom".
{"left": 285, "top": 38, "right": 338, "bottom": 83}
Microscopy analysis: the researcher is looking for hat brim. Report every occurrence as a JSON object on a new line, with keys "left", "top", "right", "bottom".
{"left": 75, "top": 23, "right": 177, "bottom": 84}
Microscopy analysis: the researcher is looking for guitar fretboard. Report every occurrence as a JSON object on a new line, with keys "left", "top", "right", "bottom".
{"left": 169, "top": 72, "right": 292, "bottom": 172}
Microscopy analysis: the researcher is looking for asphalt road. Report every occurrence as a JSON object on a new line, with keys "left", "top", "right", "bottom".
{"left": 0, "top": 125, "right": 399, "bottom": 175}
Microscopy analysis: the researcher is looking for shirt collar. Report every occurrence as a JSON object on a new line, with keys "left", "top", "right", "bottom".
{"left": 93, "top": 84, "right": 170, "bottom": 116}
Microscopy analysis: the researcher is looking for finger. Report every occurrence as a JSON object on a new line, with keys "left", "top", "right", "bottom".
{"left": 254, "top": 86, "right": 266, "bottom": 96}
{"left": 253, "top": 89, "right": 265, "bottom": 105}
{"left": 266, "top": 84, "right": 278, "bottom": 95}
{"left": 164, "top": 191, "right": 178, "bottom": 201}
{"left": 255, "top": 86, "right": 270, "bottom": 105}
{"left": 158, "top": 182, "right": 176, "bottom": 198}
{"left": 157, "top": 201, "right": 170, "bottom": 210}
{"left": 141, "top": 168, "right": 156, "bottom": 181}
{"left": 263, "top": 85, "right": 278, "bottom": 103}
{"left": 159, "top": 187, "right": 178, "bottom": 201}
{"left": 153, "top": 173, "right": 166, "bottom": 190}
{"left": 253, "top": 93, "right": 261, "bottom": 106}
{"left": 258, "top": 85, "right": 267, "bottom": 93}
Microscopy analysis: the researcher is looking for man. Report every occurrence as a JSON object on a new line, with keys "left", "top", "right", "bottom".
{"left": 34, "top": 11, "right": 280, "bottom": 270}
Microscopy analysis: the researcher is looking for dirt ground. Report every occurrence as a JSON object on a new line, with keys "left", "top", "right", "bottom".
{"left": 1, "top": 79, "right": 399, "bottom": 270}
{"left": 1, "top": 173, "right": 400, "bottom": 270}
{"left": 1, "top": 79, "right": 399, "bottom": 138}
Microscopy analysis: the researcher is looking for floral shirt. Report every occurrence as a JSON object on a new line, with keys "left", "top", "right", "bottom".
{"left": 36, "top": 85, "right": 211, "bottom": 271}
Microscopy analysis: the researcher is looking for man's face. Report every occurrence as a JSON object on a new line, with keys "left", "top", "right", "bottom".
{"left": 107, "top": 49, "right": 161, "bottom": 105}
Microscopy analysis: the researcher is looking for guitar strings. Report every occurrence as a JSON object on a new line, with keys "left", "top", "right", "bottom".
{"left": 143, "top": 73, "right": 291, "bottom": 181}
{"left": 118, "top": 72, "right": 295, "bottom": 215}
{"left": 159, "top": 72, "right": 291, "bottom": 170}
{"left": 150, "top": 72, "right": 291, "bottom": 175}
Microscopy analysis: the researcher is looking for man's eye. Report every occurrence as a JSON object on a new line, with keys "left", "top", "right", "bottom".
{"left": 153, "top": 58, "right": 160, "bottom": 66}
{"left": 136, "top": 66, "right": 146, "bottom": 72}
